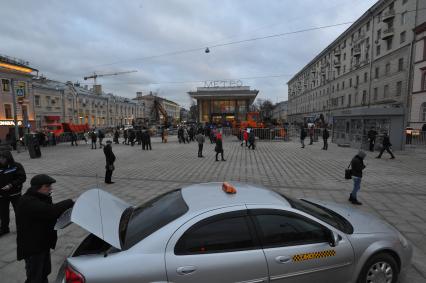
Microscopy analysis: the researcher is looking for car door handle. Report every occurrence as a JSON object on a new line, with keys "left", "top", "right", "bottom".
{"left": 275, "top": 256, "right": 291, "bottom": 264}
{"left": 176, "top": 266, "right": 196, "bottom": 275}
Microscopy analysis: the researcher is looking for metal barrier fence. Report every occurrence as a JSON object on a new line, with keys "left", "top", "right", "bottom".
{"left": 405, "top": 131, "right": 426, "bottom": 147}
{"left": 221, "top": 127, "right": 290, "bottom": 141}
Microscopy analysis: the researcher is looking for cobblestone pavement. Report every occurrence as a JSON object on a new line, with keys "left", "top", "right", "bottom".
{"left": 1, "top": 136, "right": 426, "bottom": 282}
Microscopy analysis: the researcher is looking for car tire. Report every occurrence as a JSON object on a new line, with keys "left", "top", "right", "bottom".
{"left": 357, "top": 252, "right": 399, "bottom": 283}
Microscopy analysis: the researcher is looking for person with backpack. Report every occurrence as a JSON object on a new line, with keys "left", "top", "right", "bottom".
{"left": 349, "top": 150, "right": 366, "bottom": 205}
{"left": 376, "top": 133, "right": 395, "bottom": 159}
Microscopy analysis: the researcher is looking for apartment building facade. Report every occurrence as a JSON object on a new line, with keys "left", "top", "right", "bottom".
{"left": 287, "top": 0, "right": 426, "bottom": 149}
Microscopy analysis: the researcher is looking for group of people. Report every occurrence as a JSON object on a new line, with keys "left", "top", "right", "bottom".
{"left": 177, "top": 125, "right": 196, "bottom": 144}
{"left": 300, "top": 125, "right": 329, "bottom": 150}
{"left": 1, "top": 150, "right": 74, "bottom": 282}
{"left": 240, "top": 129, "right": 256, "bottom": 150}
{"left": 120, "top": 129, "right": 152, "bottom": 149}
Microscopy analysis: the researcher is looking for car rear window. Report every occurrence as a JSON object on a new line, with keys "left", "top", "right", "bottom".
{"left": 121, "top": 189, "right": 188, "bottom": 249}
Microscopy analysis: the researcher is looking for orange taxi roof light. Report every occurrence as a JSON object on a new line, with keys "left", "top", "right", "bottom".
{"left": 222, "top": 182, "right": 237, "bottom": 194}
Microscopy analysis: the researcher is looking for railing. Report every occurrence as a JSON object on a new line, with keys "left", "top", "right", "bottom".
{"left": 220, "top": 127, "right": 290, "bottom": 141}
{"left": 405, "top": 131, "right": 426, "bottom": 147}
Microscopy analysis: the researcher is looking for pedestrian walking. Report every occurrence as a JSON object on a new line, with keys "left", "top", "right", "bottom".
{"left": 309, "top": 125, "right": 314, "bottom": 145}
{"left": 376, "top": 133, "right": 395, "bottom": 159}
{"left": 136, "top": 130, "right": 142, "bottom": 145}
{"left": 215, "top": 133, "right": 226, "bottom": 161}
{"left": 300, "top": 126, "right": 307, "bottom": 148}
{"left": 103, "top": 141, "right": 116, "bottom": 184}
{"left": 98, "top": 129, "right": 105, "bottom": 148}
{"left": 183, "top": 127, "right": 189, "bottom": 143}
{"left": 162, "top": 128, "right": 168, "bottom": 143}
{"left": 70, "top": 132, "right": 78, "bottom": 146}
{"left": 322, "top": 127, "right": 329, "bottom": 150}
{"left": 123, "top": 129, "right": 128, "bottom": 145}
{"left": 142, "top": 130, "right": 152, "bottom": 150}
{"left": 367, "top": 127, "right": 377, "bottom": 152}
{"left": 113, "top": 130, "right": 120, "bottom": 144}
{"left": 241, "top": 129, "right": 249, "bottom": 147}
{"left": 129, "top": 130, "right": 136, "bottom": 146}
{"left": 195, "top": 130, "right": 205, "bottom": 157}
{"left": 16, "top": 174, "right": 74, "bottom": 283}
{"left": 349, "top": 150, "right": 366, "bottom": 205}
{"left": 90, "top": 130, "right": 97, "bottom": 149}
{"left": 248, "top": 130, "right": 256, "bottom": 150}
{"left": 0, "top": 150, "right": 26, "bottom": 236}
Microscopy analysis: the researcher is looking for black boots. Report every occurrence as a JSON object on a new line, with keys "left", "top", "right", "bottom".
{"left": 348, "top": 194, "right": 362, "bottom": 205}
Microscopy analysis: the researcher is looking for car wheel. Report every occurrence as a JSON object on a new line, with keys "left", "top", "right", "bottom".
{"left": 358, "top": 253, "right": 399, "bottom": 283}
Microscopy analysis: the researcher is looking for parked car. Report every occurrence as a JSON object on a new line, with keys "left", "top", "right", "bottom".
{"left": 56, "top": 182, "right": 412, "bottom": 283}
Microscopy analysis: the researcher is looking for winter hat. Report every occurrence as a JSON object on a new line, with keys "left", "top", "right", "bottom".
{"left": 30, "top": 174, "right": 56, "bottom": 191}
{"left": 357, "top": 150, "right": 366, "bottom": 159}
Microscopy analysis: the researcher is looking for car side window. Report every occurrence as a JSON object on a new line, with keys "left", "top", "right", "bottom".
{"left": 175, "top": 212, "right": 256, "bottom": 255}
{"left": 253, "top": 211, "right": 329, "bottom": 248}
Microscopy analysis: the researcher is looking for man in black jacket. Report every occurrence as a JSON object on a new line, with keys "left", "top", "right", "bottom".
{"left": 367, "top": 127, "right": 377, "bottom": 152}
{"left": 322, "top": 126, "right": 329, "bottom": 150}
{"left": 16, "top": 174, "right": 74, "bottom": 283}
{"left": 349, "top": 150, "right": 366, "bottom": 205}
{"left": 104, "top": 140, "right": 116, "bottom": 184}
{"left": 376, "top": 133, "right": 395, "bottom": 159}
{"left": 0, "top": 150, "right": 26, "bottom": 236}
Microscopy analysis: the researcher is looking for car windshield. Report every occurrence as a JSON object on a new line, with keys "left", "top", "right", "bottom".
{"left": 281, "top": 194, "right": 353, "bottom": 234}
{"left": 121, "top": 189, "right": 189, "bottom": 250}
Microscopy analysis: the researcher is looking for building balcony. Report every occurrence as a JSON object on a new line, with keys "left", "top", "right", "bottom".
{"left": 353, "top": 46, "right": 361, "bottom": 56}
{"left": 334, "top": 60, "right": 341, "bottom": 68}
{"left": 382, "top": 28, "right": 394, "bottom": 40}
{"left": 382, "top": 9, "right": 395, "bottom": 22}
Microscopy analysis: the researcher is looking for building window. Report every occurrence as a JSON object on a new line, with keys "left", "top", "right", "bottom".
{"left": 364, "top": 72, "right": 368, "bottom": 83}
{"left": 46, "top": 96, "right": 51, "bottom": 106}
{"left": 401, "top": 12, "right": 407, "bottom": 25}
{"left": 387, "top": 38, "right": 393, "bottom": 51}
{"left": 396, "top": 81, "right": 402, "bottom": 96}
{"left": 384, "top": 84, "right": 389, "bottom": 98}
{"left": 386, "top": 63, "right": 391, "bottom": 75}
{"left": 376, "top": 45, "right": 381, "bottom": 56}
{"left": 343, "top": 53, "right": 346, "bottom": 60}
{"left": 337, "top": 83, "right": 340, "bottom": 91}
{"left": 374, "top": 87, "right": 378, "bottom": 101}
{"left": 2, "top": 79, "right": 10, "bottom": 92}
{"left": 349, "top": 78, "right": 352, "bottom": 87}
{"left": 377, "top": 13, "right": 382, "bottom": 24}
{"left": 366, "top": 21, "right": 370, "bottom": 31}
{"left": 400, "top": 31, "right": 406, "bottom": 44}
{"left": 356, "top": 75, "right": 359, "bottom": 85}
{"left": 422, "top": 103, "right": 426, "bottom": 121}
{"left": 362, "top": 91, "right": 367, "bottom": 105}
{"left": 403, "top": 0, "right": 408, "bottom": 5}
{"left": 375, "top": 67, "right": 380, "bottom": 79}
{"left": 377, "top": 29, "right": 381, "bottom": 39}
{"left": 342, "top": 81, "right": 345, "bottom": 89}
{"left": 423, "top": 72, "right": 426, "bottom": 90}
{"left": 348, "top": 94, "right": 352, "bottom": 106}
{"left": 35, "top": 95, "right": 40, "bottom": 106}
{"left": 398, "top": 58, "right": 404, "bottom": 71}
{"left": 4, "top": 104, "right": 12, "bottom": 119}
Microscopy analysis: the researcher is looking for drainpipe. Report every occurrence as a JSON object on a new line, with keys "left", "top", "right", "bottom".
{"left": 402, "top": 0, "right": 419, "bottom": 150}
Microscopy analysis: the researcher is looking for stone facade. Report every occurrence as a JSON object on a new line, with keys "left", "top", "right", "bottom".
{"left": 287, "top": 0, "right": 425, "bottom": 129}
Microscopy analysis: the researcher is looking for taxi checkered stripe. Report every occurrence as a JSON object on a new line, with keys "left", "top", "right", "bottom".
{"left": 292, "top": 249, "right": 336, "bottom": 262}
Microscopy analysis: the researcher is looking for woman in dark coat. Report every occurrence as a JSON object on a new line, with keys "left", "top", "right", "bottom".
{"left": 103, "top": 141, "right": 116, "bottom": 184}
{"left": 215, "top": 133, "right": 226, "bottom": 161}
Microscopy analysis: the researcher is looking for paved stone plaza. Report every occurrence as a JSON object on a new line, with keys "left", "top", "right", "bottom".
{"left": 1, "top": 136, "right": 426, "bottom": 282}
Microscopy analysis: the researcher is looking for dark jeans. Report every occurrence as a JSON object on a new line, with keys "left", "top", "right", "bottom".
{"left": 198, "top": 144, "right": 203, "bottom": 157}
{"left": 24, "top": 250, "right": 51, "bottom": 283}
{"left": 91, "top": 141, "right": 97, "bottom": 149}
{"left": 323, "top": 138, "right": 328, "bottom": 150}
{"left": 377, "top": 146, "right": 395, "bottom": 158}
{"left": 248, "top": 141, "right": 255, "bottom": 150}
{"left": 309, "top": 135, "right": 313, "bottom": 145}
{"left": 105, "top": 168, "right": 113, "bottom": 183}
{"left": 216, "top": 150, "right": 224, "bottom": 160}
{"left": 0, "top": 194, "right": 20, "bottom": 231}
{"left": 369, "top": 139, "right": 375, "bottom": 151}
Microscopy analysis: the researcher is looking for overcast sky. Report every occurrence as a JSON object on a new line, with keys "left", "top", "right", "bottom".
{"left": 0, "top": 0, "right": 377, "bottom": 108}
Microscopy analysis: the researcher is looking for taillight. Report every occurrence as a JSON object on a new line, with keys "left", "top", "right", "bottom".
{"left": 65, "top": 265, "right": 85, "bottom": 283}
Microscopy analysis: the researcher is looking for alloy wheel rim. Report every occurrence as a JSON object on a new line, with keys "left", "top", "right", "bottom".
{"left": 366, "top": 261, "right": 393, "bottom": 283}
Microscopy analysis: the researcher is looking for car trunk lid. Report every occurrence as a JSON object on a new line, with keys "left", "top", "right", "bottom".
{"left": 55, "top": 188, "right": 132, "bottom": 249}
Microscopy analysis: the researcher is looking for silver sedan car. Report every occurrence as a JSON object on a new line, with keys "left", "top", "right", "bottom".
{"left": 56, "top": 182, "right": 412, "bottom": 283}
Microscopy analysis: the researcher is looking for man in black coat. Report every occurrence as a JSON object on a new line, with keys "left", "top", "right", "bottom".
{"left": 367, "top": 127, "right": 377, "bottom": 152}
{"left": 300, "top": 125, "right": 307, "bottom": 148}
{"left": 215, "top": 133, "right": 226, "bottom": 161}
{"left": 90, "top": 130, "right": 97, "bottom": 149}
{"left": 104, "top": 140, "right": 116, "bottom": 184}
{"left": 349, "top": 151, "right": 366, "bottom": 205}
{"left": 322, "top": 127, "right": 329, "bottom": 150}
{"left": 16, "top": 174, "right": 74, "bottom": 283}
{"left": 376, "top": 133, "right": 395, "bottom": 159}
{"left": 0, "top": 150, "right": 26, "bottom": 236}
{"left": 248, "top": 131, "right": 256, "bottom": 150}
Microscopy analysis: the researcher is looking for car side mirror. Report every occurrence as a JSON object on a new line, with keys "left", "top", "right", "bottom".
{"left": 329, "top": 230, "right": 341, "bottom": 247}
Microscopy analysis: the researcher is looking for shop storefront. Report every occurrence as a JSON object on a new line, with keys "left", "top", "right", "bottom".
{"left": 189, "top": 85, "right": 259, "bottom": 124}
{"left": 333, "top": 107, "right": 404, "bottom": 150}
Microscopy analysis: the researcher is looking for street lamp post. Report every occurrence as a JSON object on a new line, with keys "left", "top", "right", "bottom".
{"left": 10, "top": 79, "right": 20, "bottom": 145}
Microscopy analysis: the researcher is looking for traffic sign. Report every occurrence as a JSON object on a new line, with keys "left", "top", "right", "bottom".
{"left": 16, "top": 82, "right": 26, "bottom": 97}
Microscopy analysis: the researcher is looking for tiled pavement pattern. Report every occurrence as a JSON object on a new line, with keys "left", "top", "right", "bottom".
{"left": 1, "top": 136, "right": 426, "bottom": 282}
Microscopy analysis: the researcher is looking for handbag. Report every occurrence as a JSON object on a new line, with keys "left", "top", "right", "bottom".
{"left": 344, "top": 162, "right": 352, "bottom": 180}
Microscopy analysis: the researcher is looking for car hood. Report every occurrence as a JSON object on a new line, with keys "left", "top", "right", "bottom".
{"left": 55, "top": 188, "right": 132, "bottom": 249}
{"left": 304, "top": 198, "right": 396, "bottom": 234}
